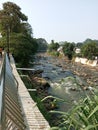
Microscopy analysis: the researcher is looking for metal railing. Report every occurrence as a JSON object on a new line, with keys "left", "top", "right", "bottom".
{"left": 0, "top": 53, "right": 26, "bottom": 130}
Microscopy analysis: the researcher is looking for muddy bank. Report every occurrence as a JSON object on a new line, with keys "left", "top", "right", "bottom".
{"left": 29, "top": 69, "right": 58, "bottom": 110}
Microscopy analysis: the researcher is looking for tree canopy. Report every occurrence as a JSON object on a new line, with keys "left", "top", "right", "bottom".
{"left": 36, "top": 38, "right": 48, "bottom": 51}
{"left": 48, "top": 40, "right": 59, "bottom": 52}
{"left": 0, "top": 2, "right": 38, "bottom": 67}
{"left": 0, "top": 2, "right": 27, "bottom": 34}
{"left": 81, "top": 40, "right": 98, "bottom": 59}
{"left": 63, "top": 42, "right": 75, "bottom": 59}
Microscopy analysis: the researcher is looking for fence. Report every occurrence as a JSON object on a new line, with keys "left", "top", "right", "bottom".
{"left": 0, "top": 53, "right": 26, "bottom": 130}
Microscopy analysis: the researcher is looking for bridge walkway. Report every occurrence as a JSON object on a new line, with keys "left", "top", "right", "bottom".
{"left": 10, "top": 55, "right": 50, "bottom": 130}
{"left": 0, "top": 53, "right": 50, "bottom": 130}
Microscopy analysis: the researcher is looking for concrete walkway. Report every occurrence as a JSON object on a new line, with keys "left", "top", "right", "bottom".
{"left": 10, "top": 55, "right": 50, "bottom": 130}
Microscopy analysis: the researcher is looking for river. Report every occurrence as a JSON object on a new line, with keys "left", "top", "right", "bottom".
{"left": 32, "top": 53, "right": 91, "bottom": 112}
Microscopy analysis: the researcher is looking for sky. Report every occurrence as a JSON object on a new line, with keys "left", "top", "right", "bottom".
{"left": 0, "top": 0, "right": 98, "bottom": 43}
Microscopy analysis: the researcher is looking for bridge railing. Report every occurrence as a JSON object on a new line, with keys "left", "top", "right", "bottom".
{"left": 0, "top": 52, "right": 5, "bottom": 130}
{"left": 0, "top": 53, "right": 26, "bottom": 130}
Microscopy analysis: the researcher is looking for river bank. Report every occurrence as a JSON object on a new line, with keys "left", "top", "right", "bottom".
{"left": 24, "top": 52, "right": 98, "bottom": 126}
{"left": 42, "top": 53, "right": 98, "bottom": 88}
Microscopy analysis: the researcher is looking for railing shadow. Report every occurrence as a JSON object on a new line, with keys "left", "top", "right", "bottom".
{"left": 0, "top": 53, "right": 26, "bottom": 130}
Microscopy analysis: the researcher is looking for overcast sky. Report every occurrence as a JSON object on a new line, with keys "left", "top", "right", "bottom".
{"left": 0, "top": 0, "right": 98, "bottom": 43}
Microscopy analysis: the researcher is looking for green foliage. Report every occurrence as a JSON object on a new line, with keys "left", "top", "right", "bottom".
{"left": 9, "top": 33, "right": 38, "bottom": 67}
{"left": 63, "top": 42, "right": 75, "bottom": 60}
{"left": 76, "top": 42, "right": 83, "bottom": 48}
{"left": 49, "top": 51, "right": 59, "bottom": 57}
{"left": 0, "top": 36, "right": 6, "bottom": 47}
{"left": 0, "top": 2, "right": 27, "bottom": 35}
{"left": 47, "top": 39, "right": 98, "bottom": 60}
{"left": 19, "top": 22, "right": 33, "bottom": 36}
{"left": 0, "top": 2, "right": 38, "bottom": 67}
{"left": 36, "top": 38, "right": 48, "bottom": 51}
{"left": 74, "top": 53, "right": 82, "bottom": 58}
{"left": 50, "top": 92, "right": 98, "bottom": 130}
{"left": 81, "top": 41, "right": 97, "bottom": 59}
{"left": 48, "top": 41, "right": 59, "bottom": 52}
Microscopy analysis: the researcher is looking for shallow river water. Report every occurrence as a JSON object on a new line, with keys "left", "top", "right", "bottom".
{"left": 33, "top": 53, "right": 90, "bottom": 112}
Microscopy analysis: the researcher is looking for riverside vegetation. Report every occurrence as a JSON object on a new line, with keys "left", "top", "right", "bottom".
{"left": 19, "top": 52, "right": 98, "bottom": 130}
{"left": 0, "top": 2, "right": 98, "bottom": 129}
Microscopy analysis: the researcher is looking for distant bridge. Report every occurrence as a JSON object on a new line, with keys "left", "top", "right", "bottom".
{"left": 0, "top": 52, "right": 50, "bottom": 130}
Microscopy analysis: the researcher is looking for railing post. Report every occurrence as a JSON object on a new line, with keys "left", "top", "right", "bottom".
{"left": 0, "top": 53, "right": 26, "bottom": 130}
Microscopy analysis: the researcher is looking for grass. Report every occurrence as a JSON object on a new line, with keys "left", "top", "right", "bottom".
{"left": 50, "top": 91, "right": 98, "bottom": 130}
{"left": 19, "top": 71, "right": 98, "bottom": 130}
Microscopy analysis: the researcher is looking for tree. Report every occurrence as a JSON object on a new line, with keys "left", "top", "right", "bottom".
{"left": 0, "top": 1, "right": 28, "bottom": 54}
{"left": 63, "top": 42, "right": 75, "bottom": 59}
{"left": 36, "top": 38, "right": 48, "bottom": 51}
{"left": 0, "top": 2, "right": 38, "bottom": 66}
{"left": 20, "top": 22, "right": 33, "bottom": 36}
{"left": 9, "top": 33, "right": 37, "bottom": 66}
{"left": 81, "top": 42, "right": 97, "bottom": 59}
{"left": 48, "top": 40, "right": 59, "bottom": 52}
{"left": 0, "top": 2, "right": 27, "bottom": 35}
{"left": 76, "top": 42, "right": 83, "bottom": 48}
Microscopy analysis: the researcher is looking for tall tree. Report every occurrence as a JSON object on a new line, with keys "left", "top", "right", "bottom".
{"left": 0, "top": 2, "right": 38, "bottom": 66}
{"left": 20, "top": 22, "right": 33, "bottom": 36}
{"left": 0, "top": 2, "right": 27, "bottom": 35}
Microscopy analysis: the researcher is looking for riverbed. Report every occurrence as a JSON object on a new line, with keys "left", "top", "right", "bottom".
{"left": 32, "top": 53, "right": 97, "bottom": 112}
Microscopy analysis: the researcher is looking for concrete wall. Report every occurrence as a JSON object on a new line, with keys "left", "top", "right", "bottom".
{"left": 10, "top": 55, "right": 50, "bottom": 130}
{"left": 75, "top": 57, "right": 98, "bottom": 67}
